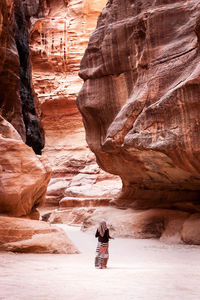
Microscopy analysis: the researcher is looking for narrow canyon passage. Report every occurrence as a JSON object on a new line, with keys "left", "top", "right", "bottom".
{"left": 1, "top": 0, "right": 200, "bottom": 299}
{"left": 1, "top": 226, "right": 200, "bottom": 300}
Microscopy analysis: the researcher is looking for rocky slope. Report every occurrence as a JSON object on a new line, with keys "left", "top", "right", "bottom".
{"left": 77, "top": 0, "right": 200, "bottom": 210}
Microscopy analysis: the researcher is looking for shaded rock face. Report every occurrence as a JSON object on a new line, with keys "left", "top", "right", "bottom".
{"left": 0, "top": 0, "right": 44, "bottom": 154}
{"left": 13, "top": 0, "right": 44, "bottom": 154}
{"left": 0, "top": 0, "right": 52, "bottom": 219}
{"left": 77, "top": 0, "right": 200, "bottom": 210}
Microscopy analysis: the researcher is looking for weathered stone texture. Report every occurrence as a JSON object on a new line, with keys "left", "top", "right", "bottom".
{"left": 0, "top": 216, "right": 78, "bottom": 254}
{"left": 29, "top": 0, "right": 108, "bottom": 158}
{"left": 77, "top": 0, "right": 200, "bottom": 209}
{"left": 0, "top": 116, "right": 51, "bottom": 217}
{"left": 0, "top": 0, "right": 25, "bottom": 139}
{"left": 29, "top": 0, "right": 119, "bottom": 206}
{"left": 0, "top": 0, "right": 44, "bottom": 154}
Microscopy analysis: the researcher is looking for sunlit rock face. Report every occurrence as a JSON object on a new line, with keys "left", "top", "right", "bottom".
{"left": 77, "top": 0, "right": 200, "bottom": 210}
{"left": 0, "top": 0, "right": 44, "bottom": 154}
{"left": 0, "top": 116, "right": 51, "bottom": 217}
{"left": 30, "top": 0, "right": 120, "bottom": 206}
{"left": 30, "top": 0, "right": 108, "bottom": 100}
{"left": 0, "top": 216, "right": 78, "bottom": 254}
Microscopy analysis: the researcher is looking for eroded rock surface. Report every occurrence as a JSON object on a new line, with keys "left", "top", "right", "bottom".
{"left": 29, "top": 0, "right": 120, "bottom": 206}
{"left": 0, "top": 0, "right": 119, "bottom": 252}
{"left": 0, "top": 0, "right": 44, "bottom": 154}
{"left": 0, "top": 216, "right": 78, "bottom": 254}
{"left": 182, "top": 214, "right": 200, "bottom": 245}
{"left": 45, "top": 206, "right": 190, "bottom": 244}
{"left": 0, "top": 116, "right": 51, "bottom": 217}
{"left": 77, "top": 0, "right": 200, "bottom": 209}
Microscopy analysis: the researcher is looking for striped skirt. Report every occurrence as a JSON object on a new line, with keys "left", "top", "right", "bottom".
{"left": 95, "top": 242, "right": 109, "bottom": 268}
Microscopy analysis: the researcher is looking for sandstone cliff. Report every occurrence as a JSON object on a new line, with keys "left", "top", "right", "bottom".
{"left": 0, "top": 0, "right": 77, "bottom": 253}
{"left": 77, "top": 0, "right": 200, "bottom": 211}
{"left": 0, "top": 0, "right": 44, "bottom": 154}
{"left": 0, "top": 0, "right": 51, "bottom": 217}
{"left": 30, "top": 0, "right": 120, "bottom": 207}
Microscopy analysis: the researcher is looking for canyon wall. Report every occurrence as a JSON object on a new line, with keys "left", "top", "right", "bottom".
{"left": 0, "top": 0, "right": 44, "bottom": 154}
{"left": 0, "top": 0, "right": 51, "bottom": 217}
{"left": 1, "top": 0, "right": 200, "bottom": 246}
{"left": 30, "top": 0, "right": 121, "bottom": 207}
{"left": 0, "top": 0, "right": 77, "bottom": 253}
{"left": 77, "top": 0, "right": 200, "bottom": 211}
{"left": 0, "top": 116, "right": 51, "bottom": 217}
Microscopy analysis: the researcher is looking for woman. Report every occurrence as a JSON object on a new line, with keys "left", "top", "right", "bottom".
{"left": 95, "top": 220, "right": 114, "bottom": 269}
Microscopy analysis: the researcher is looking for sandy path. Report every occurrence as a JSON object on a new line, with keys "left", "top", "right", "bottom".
{"left": 1, "top": 225, "right": 200, "bottom": 300}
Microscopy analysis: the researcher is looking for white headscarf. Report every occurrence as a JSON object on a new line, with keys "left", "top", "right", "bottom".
{"left": 98, "top": 220, "right": 107, "bottom": 237}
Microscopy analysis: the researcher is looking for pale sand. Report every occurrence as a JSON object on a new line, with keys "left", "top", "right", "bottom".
{"left": 0, "top": 225, "right": 200, "bottom": 300}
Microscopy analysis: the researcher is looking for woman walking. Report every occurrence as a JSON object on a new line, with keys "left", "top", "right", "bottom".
{"left": 95, "top": 220, "right": 114, "bottom": 269}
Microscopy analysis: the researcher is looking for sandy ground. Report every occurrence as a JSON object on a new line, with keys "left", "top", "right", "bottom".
{"left": 1, "top": 225, "right": 200, "bottom": 300}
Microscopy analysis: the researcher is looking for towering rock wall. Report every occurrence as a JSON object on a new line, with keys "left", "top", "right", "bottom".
{"left": 0, "top": 1, "right": 64, "bottom": 254}
{"left": 30, "top": 0, "right": 121, "bottom": 207}
{"left": 0, "top": 0, "right": 119, "bottom": 214}
{"left": 0, "top": 0, "right": 44, "bottom": 154}
{"left": 0, "top": 0, "right": 51, "bottom": 218}
{"left": 77, "top": 0, "right": 200, "bottom": 210}
{"left": 0, "top": 0, "right": 24, "bottom": 139}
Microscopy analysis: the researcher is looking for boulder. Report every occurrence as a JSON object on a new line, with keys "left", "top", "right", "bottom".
{"left": 0, "top": 117, "right": 51, "bottom": 217}
{"left": 181, "top": 214, "right": 200, "bottom": 245}
{"left": 0, "top": 216, "right": 78, "bottom": 254}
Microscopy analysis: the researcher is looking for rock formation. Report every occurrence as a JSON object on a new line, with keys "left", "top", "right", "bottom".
{"left": 0, "top": 0, "right": 77, "bottom": 253}
{"left": 0, "top": 116, "right": 51, "bottom": 217}
{"left": 45, "top": 206, "right": 190, "bottom": 244}
{"left": 0, "top": 216, "right": 78, "bottom": 253}
{"left": 30, "top": 0, "right": 120, "bottom": 207}
{"left": 0, "top": 0, "right": 44, "bottom": 154}
{"left": 77, "top": 0, "right": 200, "bottom": 210}
{"left": 3, "top": 0, "right": 200, "bottom": 248}
{"left": 0, "top": 0, "right": 52, "bottom": 217}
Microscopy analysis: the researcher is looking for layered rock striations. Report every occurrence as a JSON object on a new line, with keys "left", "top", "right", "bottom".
{"left": 29, "top": 0, "right": 120, "bottom": 207}
{"left": 0, "top": 116, "right": 75, "bottom": 253}
{"left": 77, "top": 0, "right": 200, "bottom": 210}
{"left": 0, "top": 216, "right": 78, "bottom": 254}
{"left": 0, "top": 0, "right": 77, "bottom": 253}
{"left": 30, "top": 0, "right": 108, "bottom": 101}
{"left": 0, "top": 0, "right": 44, "bottom": 154}
{"left": 0, "top": 0, "right": 51, "bottom": 216}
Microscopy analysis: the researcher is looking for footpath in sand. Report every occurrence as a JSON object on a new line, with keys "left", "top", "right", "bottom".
{"left": 1, "top": 225, "right": 200, "bottom": 300}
